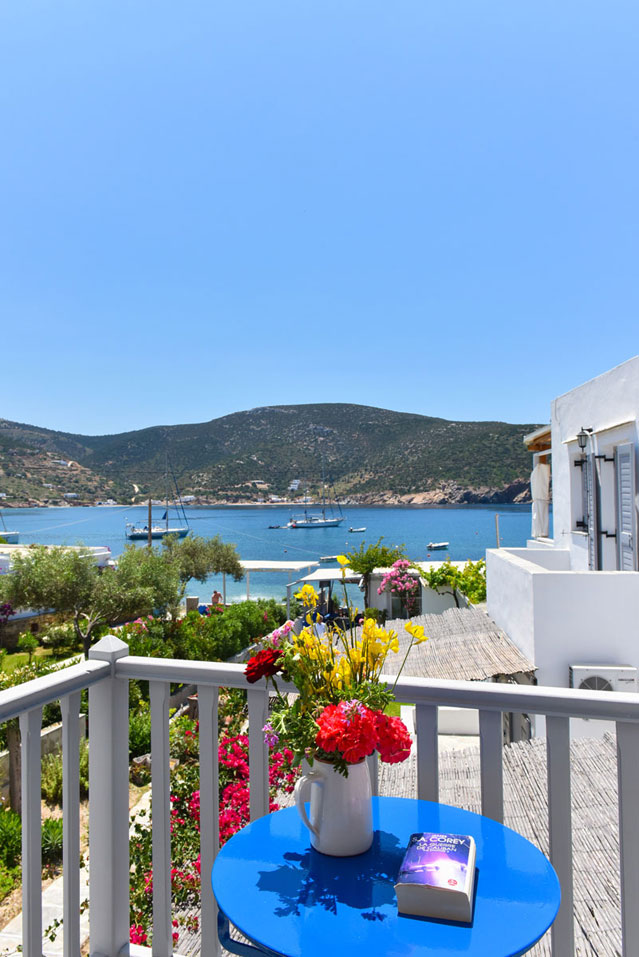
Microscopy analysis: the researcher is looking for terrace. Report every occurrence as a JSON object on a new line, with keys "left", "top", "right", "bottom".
{"left": 1, "top": 634, "right": 637, "bottom": 957}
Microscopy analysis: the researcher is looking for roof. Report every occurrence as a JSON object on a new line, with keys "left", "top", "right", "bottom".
{"left": 240, "top": 560, "right": 319, "bottom": 574}
{"left": 524, "top": 424, "right": 552, "bottom": 452}
{"left": 299, "top": 561, "right": 466, "bottom": 583}
{"left": 379, "top": 606, "right": 535, "bottom": 680}
{"left": 298, "top": 567, "right": 360, "bottom": 584}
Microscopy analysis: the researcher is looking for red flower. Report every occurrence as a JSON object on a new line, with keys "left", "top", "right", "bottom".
{"left": 244, "top": 648, "right": 284, "bottom": 684}
{"left": 315, "top": 701, "right": 378, "bottom": 764}
{"left": 375, "top": 713, "right": 412, "bottom": 764}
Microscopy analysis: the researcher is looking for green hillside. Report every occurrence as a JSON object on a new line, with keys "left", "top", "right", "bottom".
{"left": 0, "top": 405, "right": 542, "bottom": 505}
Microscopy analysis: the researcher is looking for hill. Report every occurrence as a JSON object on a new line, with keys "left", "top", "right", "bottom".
{"left": 0, "top": 405, "right": 542, "bottom": 506}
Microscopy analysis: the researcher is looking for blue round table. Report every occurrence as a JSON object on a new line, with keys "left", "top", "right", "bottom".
{"left": 212, "top": 796, "right": 560, "bottom": 957}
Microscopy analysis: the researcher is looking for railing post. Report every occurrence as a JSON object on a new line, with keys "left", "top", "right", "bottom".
{"left": 415, "top": 704, "right": 438, "bottom": 802}
{"left": 20, "top": 707, "right": 43, "bottom": 957}
{"left": 617, "top": 721, "right": 639, "bottom": 956}
{"left": 479, "top": 710, "right": 503, "bottom": 823}
{"left": 546, "top": 715, "right": 574, "bottom": 956}
{"left": 61, "top": 691, "right": 82, "bottom": 957}
{"left": 247, "top": 687, "right": 269, "bottom": 820}
{"left": 198, "top": 685, "right": 220, "bottom": 955}
{"left": 150, "top": 680, "right": 172, "bottom": 956}
{"left": 89, "top": 636, "right": 131, "bottom": 957}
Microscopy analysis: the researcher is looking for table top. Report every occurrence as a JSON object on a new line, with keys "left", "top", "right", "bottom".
{"left": 212, "top": 796, "right": 560, "bottom": 957}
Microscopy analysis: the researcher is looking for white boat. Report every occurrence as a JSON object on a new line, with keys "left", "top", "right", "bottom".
{"left": 287, "top": 512, "right": 344, "bottom": 529}
{"left": 125, "top": 518, "right": 189, "bottom": 541}
{"left": 319, "top": 555, "right": 339, "bottom": 563}
{"left": 427, "top": 541, "right": 449, "bottom": 550}
{"left": 126, "top": 457, "right": 190, "bottom": 541}
{"left": 287, "top": 465, "right": 345, "bottom": 529}
{"left": 349, "top": 527, "right": 366, "bottom": 533}
{"left": 0, "top": 508, "right": 18, "bottom": 544}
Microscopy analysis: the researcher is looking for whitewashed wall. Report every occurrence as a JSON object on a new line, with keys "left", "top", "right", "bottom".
{"left": 550, "top": 355, "right": 639, "bottom": 569}
{"left": 488, "top": 548, "right": 639, "bottom": 688}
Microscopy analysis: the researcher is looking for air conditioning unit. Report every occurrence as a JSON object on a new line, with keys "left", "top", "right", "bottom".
{"left": 569, "top": 665, "right": 638, "bottom": 693}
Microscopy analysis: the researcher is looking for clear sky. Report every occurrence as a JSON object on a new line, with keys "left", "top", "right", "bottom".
{"left": 1, "top": 1, "right": 637, "bottom": 436}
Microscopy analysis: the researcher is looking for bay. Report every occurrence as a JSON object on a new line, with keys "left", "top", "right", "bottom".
{"left": 3, "top": 503, "right": 542, "bottom": 602}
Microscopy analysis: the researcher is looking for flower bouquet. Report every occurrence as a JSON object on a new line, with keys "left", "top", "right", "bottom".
{"left": 244, "top": 564, "right": 428, "bottom": 777}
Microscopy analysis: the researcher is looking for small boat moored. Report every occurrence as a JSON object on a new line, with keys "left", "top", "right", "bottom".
{"left": 0, "top": 508, "right": 18, "bottom": 544}
{"left": 349, "top": 527, "right": 366, "bottom": 533}
{"left": 427, "top": 542, "right": 449, "bottom": 550}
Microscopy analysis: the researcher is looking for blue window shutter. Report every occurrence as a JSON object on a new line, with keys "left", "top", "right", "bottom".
{"left": 615, "top": 443, "right": 636, "bottom": 571}
{"left": 585, "top": 453, "right": 599, "bottom": 570}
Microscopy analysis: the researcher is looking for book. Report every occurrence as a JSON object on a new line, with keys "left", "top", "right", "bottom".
{"left": 395, "top": 832, "right": 477, "bottom": 923}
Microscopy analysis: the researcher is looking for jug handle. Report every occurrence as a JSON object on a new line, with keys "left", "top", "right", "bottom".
{"left": 294, "top": 769, "right": 323, "bottom": 837}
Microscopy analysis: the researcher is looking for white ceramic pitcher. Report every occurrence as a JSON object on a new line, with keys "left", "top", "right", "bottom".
{"left": 294, "top": 759, "right": 373, "bottom": 856}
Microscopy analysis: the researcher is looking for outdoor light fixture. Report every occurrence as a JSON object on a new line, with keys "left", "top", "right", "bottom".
{"left": 573, "top": 427, "right": 592, "bottom": 469}
{"left": 576, "top": 427, "right": 590, "bottom": 451}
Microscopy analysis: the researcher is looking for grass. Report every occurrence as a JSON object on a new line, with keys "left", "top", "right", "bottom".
{"left": 1, "top": 645, "right": 81, "bottom": 674}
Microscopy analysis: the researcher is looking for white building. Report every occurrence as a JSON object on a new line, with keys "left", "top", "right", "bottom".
{"left": 487, "top": 357, "right": 639, "bottom": 734}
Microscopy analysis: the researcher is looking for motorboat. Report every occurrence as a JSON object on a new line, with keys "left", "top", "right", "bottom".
{"left": 427, "top": 542, "right": 449, "bottom": 550}
{"left": 349, "top": 527, "right": 366, "bottom": 533}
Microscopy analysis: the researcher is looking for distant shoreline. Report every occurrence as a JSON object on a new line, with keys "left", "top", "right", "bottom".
{"left": 3, "top": 500, "right": 533, "bottom": 511}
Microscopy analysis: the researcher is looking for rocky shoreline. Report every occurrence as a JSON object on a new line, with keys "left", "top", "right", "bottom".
{"left": 4, "top": 479, "right": 532, "bottom": 510}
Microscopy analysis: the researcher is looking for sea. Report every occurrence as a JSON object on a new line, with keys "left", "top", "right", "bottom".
{"left": 3, "top": 503, "right": 546, "bottom": 604}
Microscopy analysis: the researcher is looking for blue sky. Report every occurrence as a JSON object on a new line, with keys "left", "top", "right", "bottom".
{"left": 1, "top": 1, "right": 637, "bottom": 435}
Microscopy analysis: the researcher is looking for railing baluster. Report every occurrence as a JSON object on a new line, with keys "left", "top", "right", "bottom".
{"left": 61, "top": 691, "right": 82, "bottom": 957}
{"left": 617, "top": 721, "right": 639, "bottom": 956}
{"left": 546, "top": 715, "right": 574, "bottom": 956}
{"left": 20, "top": 706, "right": 43, "bottom": 957}
{"left": 150, "top": 680, "right": 172, "bottom": 956}
{"left": 88, "top": 636, "right": 131, "bottom": 957}
{"left": 415, "top": 704, "right": 438, "bottom": 802}
{"left": 479, "top": 710, "right": 503, "bottom": 822}
{"left": 247, "top": 687, "right": 269, "bottom": 820}
{"left": 198, "top": 685, "right": 220, "bottom": 955}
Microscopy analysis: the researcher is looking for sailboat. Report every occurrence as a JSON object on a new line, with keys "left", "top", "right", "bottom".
{"left": 125, "top": 458, "right": 190, "bottom": 541}
{"left": 286, "top": 465, "right": 345, "bottom": 529}
{"left": 0, "top": 507, "right": 18, "bottom": 544}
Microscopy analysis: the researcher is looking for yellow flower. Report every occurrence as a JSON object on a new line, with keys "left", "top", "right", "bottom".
{"left": 405, "top": 621, "right": 428, "bottom": 644}
{"left": 337, "top": 554, "right": 348, "bottom": 566}
{"left": 295, "top": 584, "right": 318, "bottom": 608}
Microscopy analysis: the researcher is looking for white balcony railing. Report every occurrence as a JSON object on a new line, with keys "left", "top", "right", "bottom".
{"left": 2, "top": 633, "right": 639, "bottom": 957}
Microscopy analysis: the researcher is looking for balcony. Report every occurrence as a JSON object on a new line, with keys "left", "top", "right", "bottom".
{"left": 1, "top": 634, "right": 638, "bottom": 957}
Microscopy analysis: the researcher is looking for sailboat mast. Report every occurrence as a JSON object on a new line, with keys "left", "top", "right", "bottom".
{"left": 165, "top": 453, "right": 169, "bottom": 531}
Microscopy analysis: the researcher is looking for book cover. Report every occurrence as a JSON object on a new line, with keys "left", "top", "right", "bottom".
{"left": 395, "top": 832, "right": 476, "bottom": 923}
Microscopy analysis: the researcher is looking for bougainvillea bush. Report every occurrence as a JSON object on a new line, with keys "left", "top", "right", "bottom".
{"left": 129, "top": 699, "right": 298, "bottom": 947}
{"left": 377, "top": 559, "right": 420, "bottom": 615}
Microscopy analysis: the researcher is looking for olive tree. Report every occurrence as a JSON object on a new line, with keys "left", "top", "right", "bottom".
{"left": 0, "top": 544, "right": 179, "bottom": 657}
{"left": 161, "top": 534, "right": 244, "bottom": 613}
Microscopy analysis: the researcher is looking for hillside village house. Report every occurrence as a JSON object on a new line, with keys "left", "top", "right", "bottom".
{"left": 487, "top": 356, "right": 639, "bottom": 735}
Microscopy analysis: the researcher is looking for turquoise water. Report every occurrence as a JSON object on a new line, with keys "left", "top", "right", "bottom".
{"left": 3, "top": 504, "right": 542, "bottom": 602}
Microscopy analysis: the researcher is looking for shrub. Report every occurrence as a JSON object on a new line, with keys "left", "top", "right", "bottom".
{"left": 363, "top": 607, "right": 386, "bottom": 624}
{"left": 41, "top": 738, "right": 89, "bottom": 806}
{"left": 129, "top": 702, "right": 152, "bottom": 759}
{"left": 17, "top": 632, "right": 39, "bottom": 664}
{"left": 0, "top": 861, "right": 20, "bottom": 901}
{"left": 41, "top": 817, "right": 64, "bottom": 864}
{"left": 41, "top": 624, "right": 78, "bottom": 655}
{"left": 0, "top": 808, "right": 22, "bottom": 868}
